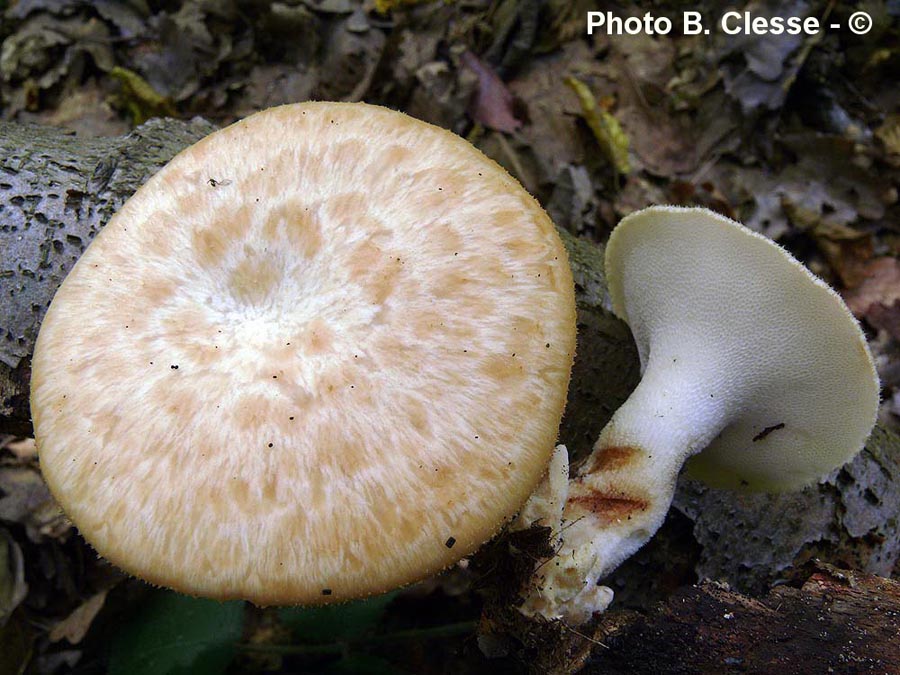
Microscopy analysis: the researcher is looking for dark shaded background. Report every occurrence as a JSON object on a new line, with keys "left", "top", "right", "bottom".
{"left": 1, "top": 0, "right": 898, "bottom": 673}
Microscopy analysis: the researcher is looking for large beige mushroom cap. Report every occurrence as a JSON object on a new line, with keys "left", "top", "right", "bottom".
{"left": 31, "top": 102, "right": 576, "bottom": 604}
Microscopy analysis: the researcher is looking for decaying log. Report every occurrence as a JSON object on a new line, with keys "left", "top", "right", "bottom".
{"left": 582, "top": 563, "right": 900, "bottom": 674}
{"left": 2, "top": 118, "right": 898, "bottom": 573}
{"left": 479, "top": 561, "right": 900, "bottom": 673}
{"left": 1, "top": 118, "right": 216, "bottom": 435}
{"left": 2, "top": 120, "right": 899, "bottom": 670}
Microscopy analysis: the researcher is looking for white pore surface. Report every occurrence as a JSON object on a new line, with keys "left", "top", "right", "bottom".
{"left": 31, "top": 103, "right": 576, "bottom": 604}
{"left": 519, "top": 205, "right": 879, "bottom": 624}
{"left": 606, "top": 206, "right": 879, "bottom": 491}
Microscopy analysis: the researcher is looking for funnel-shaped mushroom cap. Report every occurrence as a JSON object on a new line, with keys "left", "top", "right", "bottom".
{"left": 518, "top": 205, "right": 878, "bottom": 625}
{"left": 606, "top": 205, "right": 879, "bottom": 491}
{"left": 31, "top": 102, "right": 576, "bottom": 604}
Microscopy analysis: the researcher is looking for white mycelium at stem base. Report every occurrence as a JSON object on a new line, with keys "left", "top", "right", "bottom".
{"left": 520, "top": 206, "right": 880, "bottom": 624}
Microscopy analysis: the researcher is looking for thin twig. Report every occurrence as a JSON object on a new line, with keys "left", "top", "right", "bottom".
{"left": 560, "top": 621, "right": 609, "bottom": 649}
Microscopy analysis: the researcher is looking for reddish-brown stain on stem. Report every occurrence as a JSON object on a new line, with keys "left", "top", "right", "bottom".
{"left": 590, "top": 445, "right": 641, "bottom": 472}
{"left": 570, "top": 489, "right": 649, "bottom": 524}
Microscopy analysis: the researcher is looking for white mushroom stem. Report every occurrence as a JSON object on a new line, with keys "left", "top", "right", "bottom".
{"left": 518, "top": 205, "right": 879, "bottom": 625}
{"left": 519, "top": 361, "right": 728, "bottom": 623}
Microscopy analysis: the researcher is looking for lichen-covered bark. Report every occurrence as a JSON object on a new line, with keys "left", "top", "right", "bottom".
{"left": 0, "top": 118, "right": 215, "bottom": 435}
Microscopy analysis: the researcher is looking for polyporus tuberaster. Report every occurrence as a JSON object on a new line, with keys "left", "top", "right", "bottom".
{"left": 31, "top": 102, "right": 576, "bottom": 604}
{"left": 521, "top": 205, "right": 879, "bottom": 623}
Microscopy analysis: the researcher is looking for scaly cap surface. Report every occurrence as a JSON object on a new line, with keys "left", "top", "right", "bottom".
{"left": 31, "top": 102, "right": 576, "bottom": 604}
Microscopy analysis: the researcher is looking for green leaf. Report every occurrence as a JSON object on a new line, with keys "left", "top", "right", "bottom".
{"left": 108, "top": 591, "right": 244, "bottom": 675}
{"left": 277, "top": 591, "right": 397, "bottom": 643}
{"left": 0, "top": 610, "right": 32, "bottom": 675}
{"left": 327, "top": 654, "right": 405, "bottom": 675}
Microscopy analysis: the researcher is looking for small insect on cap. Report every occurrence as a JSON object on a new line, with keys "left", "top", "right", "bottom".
{"left": 605, "top": 205, "right": 880, "bottom": 491}
{"left": 31, "top": 102, "right": 577, "bottom": 604}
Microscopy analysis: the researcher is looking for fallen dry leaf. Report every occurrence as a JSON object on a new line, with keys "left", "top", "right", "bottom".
{"left": 732, "top": 134, "right": 891, "bottom": 241}
{"left": 545, "top": 164, "right": 597, "bottom": 233}
{"left": 32, "top": 79, "right": 129, "bottom": 138}
{"left": 313, "top": 19, "right": 386, "bottom": 102}
{"left": 406, "top": 60, "right": 474, "bottom": 131}
{"left": 3, "top": 438, "right": 37, "bottom": 463}
{"left": 843, "top": 257, "right": 900, "bottom": 319}
{"left": 0, "top": 528, "right": 27, "bottom": 626}
{"left": 49, "top": 591, "right": 108, "bottom": 645}
{"left": 0, "top": 467, "right": 69, "bottom": 542}
{"left": 460, "top": 51, "right": 522, "bottom": 134}
{"left": 781, "top": 133, "right": 889, "bottom": 223}
{"left": 868, "top": 300, "right": 900, "bottom": 342}
{"left": 810, "top": 222, "right": 875, "bottom": 289}
{"left": 607, "top": 33, "right": 736, "bottom": 177}
{"left": 876, "top": 115, "right": 900, "bottom": 156}
{"left": 374, "top": 0, "right": 431, "bottom": 13}
{"left": 717, "top": 0, "right": 809, "bottom": 113}
{"left": 506, "top": 40, "right": 595, "bottom": 171}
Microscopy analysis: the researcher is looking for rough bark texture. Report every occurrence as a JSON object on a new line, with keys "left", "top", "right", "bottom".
{"left": 581, "top": 563, "right": 900, "bottom": 674}
{"left": 480, "top": 560, "right": 900, "bottom": 673}
{"left": 0, "top": 118, "right": 216, "bottom": 435}
{"left": 553, "top": 227, "right": 641, "bottom": 465}
{"left": 2, "top": 120, "right": 899, "bottom": 671}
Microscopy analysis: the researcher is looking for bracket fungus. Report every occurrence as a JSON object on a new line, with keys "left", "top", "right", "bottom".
{"left": 521, "top": 205, "right": 880, "bottom": 624}
{"left": 30, "top": 102, "right": 577, "bottom": 604}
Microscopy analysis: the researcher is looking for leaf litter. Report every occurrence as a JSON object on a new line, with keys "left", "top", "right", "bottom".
{"left": 0, "top": 0, "right": 899, "bottom": 671}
